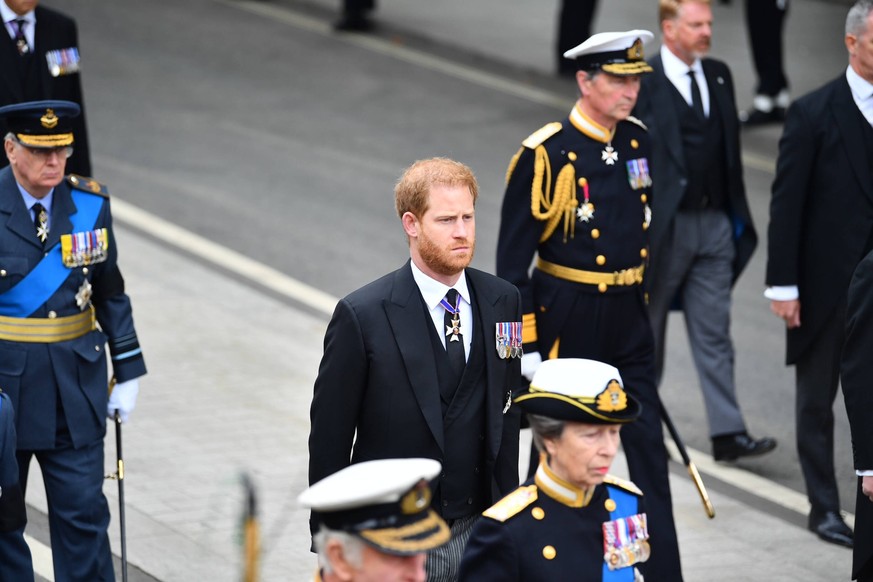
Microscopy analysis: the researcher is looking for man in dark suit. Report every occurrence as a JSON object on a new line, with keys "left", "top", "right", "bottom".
{"left": 843, "top": 249, "right": 873, "bottom": 581}
{"left": 308, "top": 157, "right": 522, "bottom": 581}
{"left": 496, "top": 29, "right": 684, "bottom": 581}
{"left": 633, "top": 0, "right": 776, "bottom": 463}
{"left": 766, "top": 0, "right": 873, "bottom": 549}
{"left": 1, "top": 0, "right": 90, "bottom": 176}
{"left": 0, "top": 100, "right": 146, "bottom": 581}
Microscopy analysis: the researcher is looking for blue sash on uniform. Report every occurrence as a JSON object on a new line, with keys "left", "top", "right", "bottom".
{"left": 602, "top": 484, "right": 639, "bottom": 582}
{"left": 0, "top": 189, "right": 104, "bottom": 318}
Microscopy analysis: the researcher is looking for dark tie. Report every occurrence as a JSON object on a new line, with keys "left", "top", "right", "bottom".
{"left": 688, "top": 69, "right": 705, "bottom": 118}
{"left": 12, "top": 19, "right": 29, "bottom": 56}
{"left": 33, "top": 202, "right": 48, "bottom": 244}
{"left": 442, "top": 288, "right": 466, "bottom": 391}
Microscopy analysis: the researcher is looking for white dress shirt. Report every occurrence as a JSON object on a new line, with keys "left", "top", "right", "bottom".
{"left": 410, "top": 260, "right": 472, "bottom": 361}
{"left": 661, "top": 44, "right": 710, "bottom": 118}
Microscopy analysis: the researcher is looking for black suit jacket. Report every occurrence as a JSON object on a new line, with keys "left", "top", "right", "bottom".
{"left": 308, "top": 262, "right": 522, "bottom": 509}
{"left": 766, "top": 75, "right": 873, "bottom": 364}
{"left": 0, "top": 5, "right": 91, "bottom": 175}
{"left": 842, "top": 248, "right": 873, "bottom": 580}
{"left": 634, "top": 54, "right": 757, "bottom": 285}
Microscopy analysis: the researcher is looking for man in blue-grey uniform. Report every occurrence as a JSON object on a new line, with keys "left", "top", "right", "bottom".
{"left": 0, "top": 389, "right": 33, "bottom": 581}
{"left": 0, "top": 100, "right": 146, "bottom": 581}
{"left": 459, "top": 358, "right": 650, "bottom": 581}
{"left": 496, "top": 30, "right": 682, "bottom": 581}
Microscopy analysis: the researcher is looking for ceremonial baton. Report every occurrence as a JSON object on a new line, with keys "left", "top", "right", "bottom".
{"left": 659, "top": 399, "right": 716, "bottom": 519}
{"left": 105, "top": 378, "right": 129, "bottom": 582}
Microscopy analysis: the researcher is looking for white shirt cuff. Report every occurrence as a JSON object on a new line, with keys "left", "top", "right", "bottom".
{"left": 857, "top": 469, "right": 873, "bottom": 476}
{"left": 764, "top": 286, "right": 799, "bottom": 301}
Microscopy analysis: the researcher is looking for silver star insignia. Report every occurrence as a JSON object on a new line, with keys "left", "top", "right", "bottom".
{"left": 577, "top": 202, "right": 595, "bottom": 223}
{"left": 601, "top": 145, "right": 618, "bottom": 165}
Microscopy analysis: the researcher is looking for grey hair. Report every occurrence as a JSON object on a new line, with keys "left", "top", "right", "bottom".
{"left": 847, "top": 1, "right": 873, "bottom": 37}
{"left": 313, "top": 528, "right": 365, "bottom": 574}
{"left": 527, "top": 413, "right": 566, "bottom": 454}
{"left": 4, "top": 132, "right": 16, "bottom": 143}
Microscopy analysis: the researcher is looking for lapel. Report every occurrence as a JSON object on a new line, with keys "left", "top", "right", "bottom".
{"left": 702, "top": 60, "right": 740, "bottom": 169}
{"left": 0, "top": 25, "right": 24, "bottom": 101}
{"left": 647, "top": 55, "right": 686, "bottom": 174}
{"left": 466, "top": 269, "right": 507, "bottom": 460}
{"left": 32, "top": 8, "right": 54, "bottom": 97}
{"left": 831, "top": 76, "right": 873, "bottom": 205}
{"left": 0, "top": 167, "right": 42, "bottom": 249}
{"left": 384, "top": 262, "right": 445, "bottom": 452}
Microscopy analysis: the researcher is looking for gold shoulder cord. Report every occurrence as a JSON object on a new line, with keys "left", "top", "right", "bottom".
{"left": 530, "top": 145, "right": 578, "bottom": 243}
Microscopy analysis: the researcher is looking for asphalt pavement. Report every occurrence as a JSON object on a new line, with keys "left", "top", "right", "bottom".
{"left": 20, "top": 0, "right": 862, "bottom": 580}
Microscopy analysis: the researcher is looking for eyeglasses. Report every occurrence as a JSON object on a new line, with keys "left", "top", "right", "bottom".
{"left": 10, "top": 137, "right": 73, "bottom": 160}
{"left": 24, "top": 145, "right": 74, "bottom": 160}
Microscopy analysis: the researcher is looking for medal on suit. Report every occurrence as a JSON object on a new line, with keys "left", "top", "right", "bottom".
{"left": 441, "top": 293, "right": 462, "bottom": 342}
{"left": 602, "top": 144, "right": 618, "bottom": 165}
{"left": 577, "top": 177, "right": 595, "bottom": 223}
{"left": 495, "top": 322, "right": 523, "bottom": 359}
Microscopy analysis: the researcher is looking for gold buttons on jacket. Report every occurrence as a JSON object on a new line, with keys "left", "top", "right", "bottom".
{"left": 640, "top": 248, "right": 648, "bottom": 258}
{"left": 543, "top": 546, "right": 556, "bottom": 560}
{"left": 0, "top": 269, "right": 6, "bottom": 277}
{"left": 568, "top": 152, "right": 577, "bottom": 161}
{"left": 630, "top": 139, "right": 639, "bottom": 149}
{"left": 643, "top": 222, "right": 649, "bottom": 231}
{"left": 578, "top": 177, "right": 587, "bottom": 187}
{"left": 598, "top": 283, "right": 607, "bottom": 293}
{"left": 605, "top": 498, "right": 617, "bottom": 512}
{"left": 531, "top": 507, "right": 545, "bottom": 520}
{"left": 596, "top": 255, "right": 606, "bottom": 266}
{"left": 591, "top": 229, "right": 600, "bottom": 239}
{"left": 640, "top": 194, "right": 647, "bottom": 203}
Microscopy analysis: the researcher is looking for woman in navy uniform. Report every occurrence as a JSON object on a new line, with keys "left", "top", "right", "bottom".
{"left": 459, "top": 358, "right": 648, "bottom": 581}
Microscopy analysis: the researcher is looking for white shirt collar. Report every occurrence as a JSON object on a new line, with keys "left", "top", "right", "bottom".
{"left": 661, "top": 45, "right": 703, "bottom": 81}
{"left": 409, "top": 259, "right": 470, "bottom": 310}
{"left": 19, "top": 184, "right": 54, "bottom": 214}
{"left": 1, "top": 1, "right": 35, "bottom": 26}
{"left": 846, "top": 65, "right": 873, "bottom": 127}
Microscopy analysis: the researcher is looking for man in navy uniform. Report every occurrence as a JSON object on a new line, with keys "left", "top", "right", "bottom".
{"left": 0, "top": 389, "right": 33, "bottom": 581}
{"left": 300, "top": 458, "right": 451, "bottom": 581}
{"left": 0, "top": 100, "right": 146, "bottom": 581}
{"left": 496, "top": 30, "right": 683, "bottom": 581}
{"left": 459, "top": 358, "right": 649, "bottom": 581}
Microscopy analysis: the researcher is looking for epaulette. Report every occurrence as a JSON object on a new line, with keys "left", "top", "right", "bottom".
{"left": 521, "top": 122, "right": 562, "bottom": 149}
{"left": 624, "top": 115, "right": 648, "bottom": 131}
{"left": 67, "top": 174, "right": 109, "bottom": 197}
{"left": 604, "top": 474, "right": 643, "bottom": 496}
{"left": 482, "top": 485, "right": 538, "bottom": 522}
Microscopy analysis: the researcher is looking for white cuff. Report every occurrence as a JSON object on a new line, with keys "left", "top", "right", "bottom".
{"left": 764, "top": 286, "right": 799, "bottom": 301}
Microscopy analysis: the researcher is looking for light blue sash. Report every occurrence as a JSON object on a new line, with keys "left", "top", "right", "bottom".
{"left": 0, "top": 189, "right": 104, "bottom": 318}
{"left": 602, "top": 485, "right": 639, "bottom": 582}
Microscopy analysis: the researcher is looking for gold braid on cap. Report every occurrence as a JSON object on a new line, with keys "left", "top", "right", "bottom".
{"left": 531, "top": 145, "right": 578, "bottom": 243}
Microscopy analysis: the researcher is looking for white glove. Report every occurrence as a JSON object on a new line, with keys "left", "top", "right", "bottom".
{"left": 520, "top": 351, "right": 542, "bottom": 382}
{"left": 108, "top": 379, "right": 139, "bottom": 424}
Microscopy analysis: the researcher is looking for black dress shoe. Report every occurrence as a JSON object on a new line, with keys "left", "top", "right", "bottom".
{"left": 739, "top": 106, "right": 785, "bottom": 126}
{"left": 712, "top": 432, "right": 777, "bottom": 461}
{"left": 809, "top": 510, "right": 853, "bottom": 548}
{"left": 333, "top": 12, "right": 374, "bottom": 32}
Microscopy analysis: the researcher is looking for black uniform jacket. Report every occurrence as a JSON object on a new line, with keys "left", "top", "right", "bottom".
{"left": 459, "top": 462, "right": 648, "bottom": 581}
{"left": 308, "top": 262, "right": 522, "bottom": 517}
{"left": 766, "top": 75, "right": 873, "bottom": 364}
{"left": 634, "top": 54, "right": 757, "bottom": 285}
{"left": 496, "top": 104, "right": 652, "bottom": 355}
